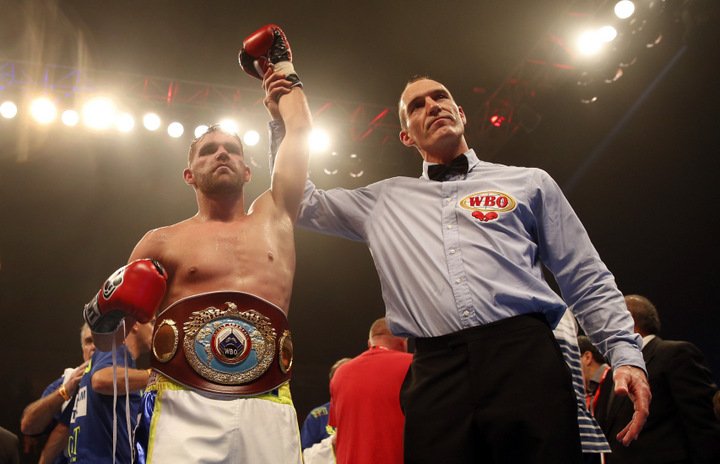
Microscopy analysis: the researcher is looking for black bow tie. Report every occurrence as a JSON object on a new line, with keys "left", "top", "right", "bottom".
{"left": 427, "top": 154, "right": 469, "bottom": 181}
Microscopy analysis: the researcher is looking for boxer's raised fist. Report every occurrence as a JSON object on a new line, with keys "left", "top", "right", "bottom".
{"left": 239, "top": 24, "right": 301, "bottom": 87}
{"left": 83, "top": 259, "right": 167, "bottom": 334}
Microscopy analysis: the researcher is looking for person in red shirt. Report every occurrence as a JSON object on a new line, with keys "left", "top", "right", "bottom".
{"left": 329, "top": 318, "right": 413, "bottom": 464}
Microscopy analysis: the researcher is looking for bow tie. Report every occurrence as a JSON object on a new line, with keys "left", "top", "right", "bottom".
{"left": 427, "top": 154, "right": 469, "bottom": 181}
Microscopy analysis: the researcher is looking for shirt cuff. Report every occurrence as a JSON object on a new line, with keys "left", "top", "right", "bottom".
{"left": 606, "top": 341, "right": 647, "bottom": 376}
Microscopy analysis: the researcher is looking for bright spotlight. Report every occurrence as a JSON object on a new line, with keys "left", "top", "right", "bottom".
{"left": 614, "top": 0, "right": 635, "bottom": 19}
{"left": 61, "top": 109, "right": 79, "bottom": 126}
{"left": 30, "top": 97, "right": 57, "bottom": 124}
{"left": 83, "top": 97, "right": 116, "bottom": 130}
{"left": 168, "top": 122, "right": 184, "bottom": 138}
{"left": 0, "top": 101, "right": 18, "bottom": 119}
{"left": 309, "top": 128, "right": 331, "bottom": 153}
{"left": 598, "top": 25, "right": 618, "bottom": 43}
{"left": 219, "top": 119, "right": 239, "bottom": 135}
{"left": 243, "top": 130, "right": 260, "bottom": 146}
{"left": 194, "top": 125, "right": 209, "bottom": 138}
{"left": 577, "top": 30, "right": 604, "bottom": 56}
{"left": 143, "top": 112, "right": 161, "bottom": 131}
{"left": 116, "top": 112, "right": 135, "bottom": 132}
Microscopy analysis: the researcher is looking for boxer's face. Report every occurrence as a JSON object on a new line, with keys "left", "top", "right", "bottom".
{"left": 184, "top": 131, "right": 251, "bottom": 194}
{"left": 399, "top": 79, "right": 466, "bottom": 157}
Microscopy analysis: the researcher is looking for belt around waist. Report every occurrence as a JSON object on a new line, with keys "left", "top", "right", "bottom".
{"left": 414, "top": 313, "right": 549, "bottom": 352}
{"left": 150, "top": 291, "right": 293, "bottom": 396}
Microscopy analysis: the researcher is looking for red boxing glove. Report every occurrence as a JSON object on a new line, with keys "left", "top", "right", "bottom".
{"left": 239, "top": 24, "right": 302, "bottom": 87}
{"left": 83, "top": 259, "right": 167, "bottom": 334}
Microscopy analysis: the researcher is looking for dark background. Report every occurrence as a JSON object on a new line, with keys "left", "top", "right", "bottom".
{"left": 1, "top": 0, "right": 718, "bottom": 460}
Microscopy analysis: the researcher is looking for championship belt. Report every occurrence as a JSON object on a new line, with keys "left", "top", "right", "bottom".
{"left": 150, "top": 291, "right": 293, "bottom": 396}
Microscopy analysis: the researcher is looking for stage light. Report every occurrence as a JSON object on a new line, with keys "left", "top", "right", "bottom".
{"left": 219, "top": 119, "right": 239, "bottom": 135}
{"left": 61, "top": 109, "right": 79, "bottom": 126}
{"left": 598, "top": 25, "right": 618, "bottom": 43}
{"left": 143, "top": 112, "right": 161, "bottom": 131}
{"left": 602, "top": 66, "right": 624, "bottom": 84}
{"left": 167, "top": 122, "right": 184, "bottom": 138}
{"left": 576, "top": 72, "right": 600, "bottom": 104}
{"left": 323, "top": 151, "right": 340, "bottom": 175}
{"left": 309, "top": 128, "right": 331, "bottom": 153}
{"left": 30, "top": 97, "right": 57, "bottom": 124}
{"left": 83, "top": 97, "right": 116, "bottom": 130}
{"left": 0, "top": 101, "right": 18, "bottom": 119}
{"left": 489, "top": 114, "right": 506, "bottom": 128}
{"left": 646, "top": 34, "right": 662, "bottom": 48}
{"left": 614, "top": 0, "right": 635, "bottom": 20}
{"left": 116, "top": 112, "right": 135, "bottom": 132}
{"left": 194, "top": 125, "right": 209, "bottom": 138}
{"left": 243, "top": 130, "right": 260, "bottom": 147}
{"left": 348, "top": 153, "right": 364, "bottom": 178}
{"left": 576, "top": 29, "right": 604, "bottom": 56}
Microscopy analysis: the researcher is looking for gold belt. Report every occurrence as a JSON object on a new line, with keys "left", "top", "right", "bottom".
{"left": 150, "top": 291, "right": 293, "bottom": 396}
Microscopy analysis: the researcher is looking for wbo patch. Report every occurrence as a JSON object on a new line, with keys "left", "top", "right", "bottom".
{"left": 459, "top": 191, "right": 516, "bottom": 222}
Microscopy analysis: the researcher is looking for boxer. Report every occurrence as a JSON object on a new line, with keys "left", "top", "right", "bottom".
{"left": 84, "top": 24, "right": 312, "bottom": 463}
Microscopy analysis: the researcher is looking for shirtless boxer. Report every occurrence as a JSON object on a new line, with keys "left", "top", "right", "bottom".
{"left": 82, "top": 24, "right": 311, "bottom": 463}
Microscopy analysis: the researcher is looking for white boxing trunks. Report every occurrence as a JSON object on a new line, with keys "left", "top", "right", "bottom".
{"left": 135, "top": 373, "right": 302, "bottom": 464}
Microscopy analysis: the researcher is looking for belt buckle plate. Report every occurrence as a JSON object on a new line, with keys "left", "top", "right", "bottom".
{"left": 182, "top": 301, "right": 277, "bottom": 385}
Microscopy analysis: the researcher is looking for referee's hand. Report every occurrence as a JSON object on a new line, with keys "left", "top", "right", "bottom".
{"left": 613, "top": 365, "right": 651, "bottom": 446}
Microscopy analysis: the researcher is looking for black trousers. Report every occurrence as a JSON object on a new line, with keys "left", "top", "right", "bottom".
{"left": 400, "top": 313, "right": 582, "bottom": 464}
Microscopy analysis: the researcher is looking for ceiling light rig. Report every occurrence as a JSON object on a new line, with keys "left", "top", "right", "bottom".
{"left": 471, "top": 0, "right": 702, "bottom": 159}
{"left": 570, "top": 0, "right": 694, "bottom": 105}
{"left": 0, "top": 60, "right": 393, "bottom": 179}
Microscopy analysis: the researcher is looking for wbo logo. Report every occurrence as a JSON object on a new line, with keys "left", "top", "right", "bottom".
{"left": 459, "top": 191, "right": 516, "bottom": 222}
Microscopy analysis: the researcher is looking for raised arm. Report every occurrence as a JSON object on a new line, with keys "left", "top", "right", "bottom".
{"left": 266, "top": 75, "right": 311, "bottom": 220}
{"left": 240, "top": 24, "right": 311, "bottom": 220}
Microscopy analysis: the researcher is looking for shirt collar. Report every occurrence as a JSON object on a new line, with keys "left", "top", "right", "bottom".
{"left": 421, "top": 149, "right": 480, "bottom": 180}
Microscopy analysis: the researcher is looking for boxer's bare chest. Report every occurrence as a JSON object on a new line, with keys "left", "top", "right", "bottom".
{"left": 159, "top": 214, "right": 295, "bottom": 308}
